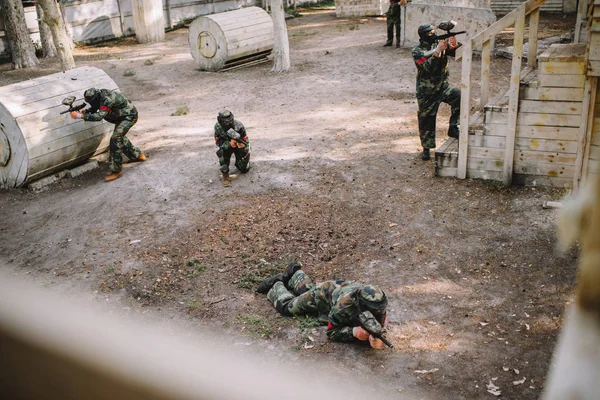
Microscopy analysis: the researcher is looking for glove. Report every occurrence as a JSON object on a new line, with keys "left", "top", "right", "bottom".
{"left": 237, "top": 142, "right": 246, "bottom": 148}
{"left": 229, "top": 139, "right": 238, "bottom": 148}
{"left": 70, "top": 111, "right": 83, "bottom": 119}
{"left": 352, "top": 326, "right": 370, "bottom": 341}
{"left": 369, "top": 335, "right": 384, "bottom": 349}
{"left": 436, "top": 41, "right": 448, "bottom": 54}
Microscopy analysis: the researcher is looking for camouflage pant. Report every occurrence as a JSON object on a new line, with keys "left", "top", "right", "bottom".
{"left": 386, "top": 19, "right": 401, "bottom": 45}
{"left": 267, "top": 270, "right": 338, "bottom": 323}
{"left": 417, "top": 85, "right": 461, "bottom": 149}
{"left": 108, "top": 115, "right": 142, "bottom": 172}
{"left": 216, "top": 146, "right": 251, "bottom": 174}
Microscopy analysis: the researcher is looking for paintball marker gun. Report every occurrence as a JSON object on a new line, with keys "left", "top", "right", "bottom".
{"left": 60, "top": 96, "right": 86, "bottom": 115}
{"left": 358, "top": 311, "right": 393, "bottom": 348}
{"left": 433, "top": 20, "right": 466, "bottom": 42}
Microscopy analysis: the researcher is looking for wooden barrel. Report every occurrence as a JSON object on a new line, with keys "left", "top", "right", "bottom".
{"left": 0, "top": 66, "right": 116, "bottom": 188}
{"left": 188, "top": 6, "right": 274, "bottom": 72}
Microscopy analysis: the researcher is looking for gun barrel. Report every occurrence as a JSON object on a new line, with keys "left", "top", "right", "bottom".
{"left": 378, "top": 334, "right": 394, "bottom": 348}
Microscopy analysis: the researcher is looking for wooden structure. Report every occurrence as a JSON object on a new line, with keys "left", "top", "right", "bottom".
{"left": 131, "top": 0, "right": 165, "bottom": 44}
{"left": 188, "top": 7, "right": 274, "bottom": 72}
{"left": 0, "top": 66, "right": 115, "bottom": 188}
{"left": 435, "top": 0, "right": 600, "bottom": 189}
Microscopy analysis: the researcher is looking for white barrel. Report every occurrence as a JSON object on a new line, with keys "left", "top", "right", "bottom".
{"left": 0, "top": 66, "right": 116, "bottom": 188}
{"left": 188, "top": 6, "right": 274, "bottom": 72}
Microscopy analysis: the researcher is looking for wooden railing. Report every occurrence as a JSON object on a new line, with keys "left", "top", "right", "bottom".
{"left": 455, "top": 0, "right": 547, "bottom": 184}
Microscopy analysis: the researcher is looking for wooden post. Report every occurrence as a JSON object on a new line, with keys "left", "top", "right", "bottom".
{"left": 131, "top": 0, "right": 165, "bottom": 44}
{"left": 574, "top": 77, "right": 598, "bottom": 190}
{"left": 527, "top": 8, "right": 539, "bottom": 68}
{"left": 573, "top": 0, "right": 588, "bottom": 43}
{"left": 458, "top": 39, "right": 473, "bottom": 179}
{"left": 503, "top": 4, "right": 526, "bottom": 186}
{"left": 165, "top": 0, "right": 173, "bottom": 30}
{"left": 480, "top": 39, "right": 491, "bottom": 109}
{"left": 400, "top": 5, "right": 406, "bottom": 47}
{"left": 115, "top": 0, "right": 126, "bottom": 36}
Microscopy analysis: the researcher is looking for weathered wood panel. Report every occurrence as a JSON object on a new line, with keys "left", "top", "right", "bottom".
{"left": 538, "top": 74, "right": 586, "bottom": 88}
{"left": 486, "top": 124, "right": 580, "bottom": 140}
{"left": 469, "top": 134, "right": 578, "bottom": 153}
{"left": 0, "top": 66, "right": 115, "bottom": 188}
{"left": 519, "top": 100, "right": 582, "bottom": 115}
{"left": 521, "top": 86, "right": 585, "bottom": 101}
{"left": 188, "top": 7, "right": 274, "bottom": 72}
{"left": 486, "top": 111, "right": 581, "bottom": 127}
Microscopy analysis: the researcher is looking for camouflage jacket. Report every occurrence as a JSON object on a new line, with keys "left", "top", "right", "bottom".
{"left": 325, "top": 282, "right": 387, "bottom": 342}
{"left": 214, "top": 120, "right": 249, "bottom": 150}
{"left": 83, "top": 89, "right": 137, "bottom": 124}
{"left": 412, "top": 40, "right": 458, "bottom": 99}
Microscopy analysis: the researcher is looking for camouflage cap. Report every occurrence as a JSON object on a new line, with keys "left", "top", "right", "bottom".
{"left": 218, "top": 109, "right": 234, "bottom": 123}
{"left": 359, "top": 285, "right": 388, "bottom": 310}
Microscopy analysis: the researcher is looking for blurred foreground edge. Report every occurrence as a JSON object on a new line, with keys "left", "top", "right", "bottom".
{"left": 0, "top": 272, "right": 387, "bottom": 400}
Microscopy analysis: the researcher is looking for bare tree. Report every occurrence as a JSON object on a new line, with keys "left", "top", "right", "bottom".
{"left": 36, "top": 2, "right": 57, "bottom": 58}
{"left": 36, "top": 0, "right": 75, "bottom": 70}
{"left": 270, "top": 0, "right": 290, "bottom": 72}
{"left": 3, "top": 0, "right": 39, "bottom": 69}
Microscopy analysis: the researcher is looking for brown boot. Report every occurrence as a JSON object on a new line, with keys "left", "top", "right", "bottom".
{"left": 136, "top": 153, "right": 147, "bottom": 162}
{"left": 222, "top": 172, "right": 231, "bottom": 187}
{"left": 104, "top": 171, "right": 123, "bottom": 182}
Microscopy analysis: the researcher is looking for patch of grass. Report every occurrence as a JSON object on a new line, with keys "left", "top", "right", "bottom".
{"left": 171, "top": 105, "right": 189, "bottom": 116}
{"left": 236, "top": 259, "right": 286, "bottom": 289}
{"left": 123, "top": 68, "right": 136, "bottom": 77}
{"left": 186, "top": 258, "right": 207, "bottom": 277}
{"left": 296, "top": 315, "right": 321, "bottom": 331}
{"left": 186, "top": 298, "right": 204, "bottom": 311}
{"left": 349, "top": 24, "right": 359, "bottom": 31}
{"left": 236, "top": 314, "right": 274, "bottom": 338}
{"left": 144, "top": 59, "right": 154, "bottom": 66}
{"left": 289, "top": 30, "right": 317, "bottom": 38}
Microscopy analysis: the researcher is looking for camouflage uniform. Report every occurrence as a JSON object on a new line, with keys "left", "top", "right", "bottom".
{"left": 83, "top": 89, "right": 142, "bottom": 173}
{"left": 214, "top": 120, "right": 251, "bottom": 174}
{"left": 267, "top": 270, "right": 387, "bottom": 342}
{"left": 412, "top": 37, "right": 461, "bottom": 150}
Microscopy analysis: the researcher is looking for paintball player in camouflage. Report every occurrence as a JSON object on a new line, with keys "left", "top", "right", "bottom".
{"left": 256, "top": 261, "right": 389, "bottom": 349}
{"left": 384, "top": 0, "right": 408, "bottom": 47}
{"left": 412, "top": 24, "right": 461, "bottom": 161}
{"left": 214, "top": 110, "right": 251, "bottom": 187}
{"left": 70, "top": 88, "right": 146, "bottom": 182}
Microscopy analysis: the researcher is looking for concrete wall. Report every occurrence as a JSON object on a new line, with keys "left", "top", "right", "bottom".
{"left": 0, "top": 0, "right": 259, "bottom": 58}
{"left": 335, "top": 0, "right": 387, "bottom": 17}
{"left": 403, "top": 1, "right": 496, "bottom": 48}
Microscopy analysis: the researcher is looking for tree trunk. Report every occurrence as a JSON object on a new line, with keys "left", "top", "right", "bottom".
{"left": 131, "top": 0, "right": 165, "bottom": 44}
{"left": 270, "top": 0, "right": 290, "bottom": 72}
{"left": 36, "top": 0, "right": 75, "bottom": 70}
{"left": 3, "top": 0, "right": 39, "bottom": 69}
{"left": 36, "top": 3, "right": 57, "bottom": 58}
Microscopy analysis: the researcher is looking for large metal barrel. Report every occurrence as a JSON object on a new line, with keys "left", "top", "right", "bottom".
{"left": 0, "top": 66, "right": 116, "bottom": 188}
{"left": 188, "top": 6, "right": 274, "bottom": 72}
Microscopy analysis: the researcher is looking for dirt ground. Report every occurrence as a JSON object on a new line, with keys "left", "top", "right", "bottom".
{"left": 0, "top": 9, "right": 580, "bottom": 399}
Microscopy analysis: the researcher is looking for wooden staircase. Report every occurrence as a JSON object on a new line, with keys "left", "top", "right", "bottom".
{"left": 434, "top": 0, "right": 597, "bottom": 188}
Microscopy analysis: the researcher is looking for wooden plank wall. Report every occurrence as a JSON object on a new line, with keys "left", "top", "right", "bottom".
{"left": 587, "top": 82, "right": 600, "bottom": 178}
{"left": 474, "top": 44, "right": 586, "bottom": 187}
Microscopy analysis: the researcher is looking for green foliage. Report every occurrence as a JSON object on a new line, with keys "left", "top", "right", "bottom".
{"left": 123, "top": 68, "right": 136, "bottom": 77}
{"left": 297, "top": 315, "right": 321, "bottom": 331}
{"left": 186, "top": 258, "right": 207, "bottom": 278}
{"left": 236, "top": 314, "right": 274, "bottom": 338}
{"left": 302, "top": 0, "right": 335, "bottom": 8}
{"left": 235, "top": 259, "right": 287, "bottom": 289}
{"left": 171, "top": 105, "right": 190, "bottom": 116}
{"left": 144, "top": 59, "right": 154, "bottom": 66}
{"left": 186, "top": 298, "right": 204, "bottom": 310}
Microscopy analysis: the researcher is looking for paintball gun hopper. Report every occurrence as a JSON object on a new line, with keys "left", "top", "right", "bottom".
{"left": 434, "top": 20, "right": 466, "bottom": 41}
{"left": 60, "top": 96, "right": 86, "bottom": 115}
